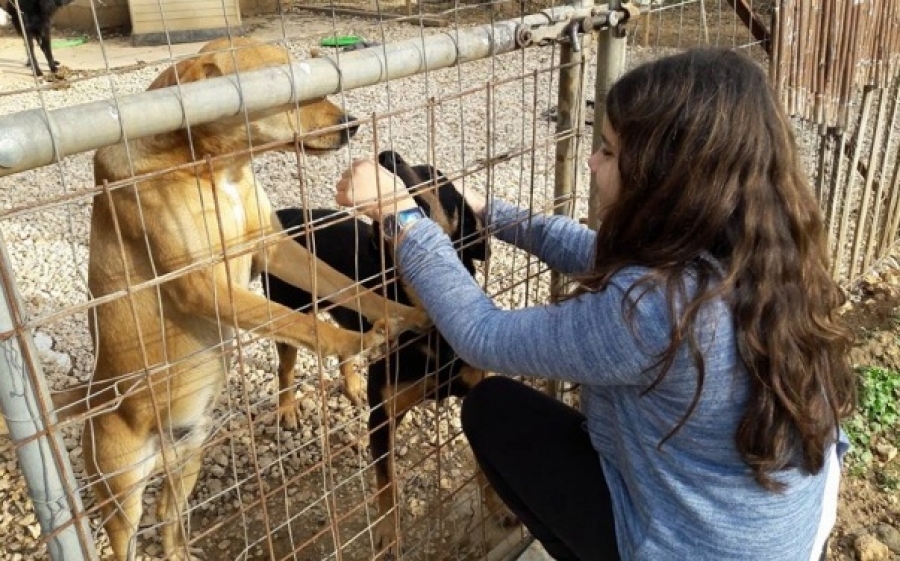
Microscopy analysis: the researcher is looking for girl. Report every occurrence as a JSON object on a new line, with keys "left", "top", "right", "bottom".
{"left": 335, "top": 47, "right": 855, "bottom": 560}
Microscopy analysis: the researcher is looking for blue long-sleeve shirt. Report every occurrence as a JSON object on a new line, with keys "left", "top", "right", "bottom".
{"left": 396, "top": 199, "right": 841, "bottom": 560}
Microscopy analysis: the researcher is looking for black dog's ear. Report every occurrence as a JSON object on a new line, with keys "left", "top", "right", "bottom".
{"left": 376, "top": 150, "right": 434, "bottom": 214}
{"left": 377, "top": 150, "right": 421, "bottom": 190}
{"left": 414, "top": 163, "right": 487, "bottom": 265}
{"left": 377, "top": 150, "right": 408, "bottom": 175}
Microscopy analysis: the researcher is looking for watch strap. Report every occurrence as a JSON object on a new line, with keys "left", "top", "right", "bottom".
{"left": 382, "top": 207, "right": 427, "bottom": 240}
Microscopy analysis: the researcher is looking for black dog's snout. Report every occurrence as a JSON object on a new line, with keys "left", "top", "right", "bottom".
{"left": 340, "top": 114, "right": 360, "bottom": 141}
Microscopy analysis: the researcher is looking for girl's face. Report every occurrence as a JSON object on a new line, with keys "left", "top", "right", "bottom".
{"left": 588, "top": 116, "right": 622, "bottom": 223}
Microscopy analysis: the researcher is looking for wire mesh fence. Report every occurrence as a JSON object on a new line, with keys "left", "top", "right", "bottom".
{"left": 0, "top": 1, "right": 898, "bottom": 560}
{"left": 0, "top": 2, "right": 611, "bottom": 559}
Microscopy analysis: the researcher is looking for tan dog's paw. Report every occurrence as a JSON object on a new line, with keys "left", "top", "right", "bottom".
{"left": 360, "top": 316, "right": 398, "bottom": 358}
{"left": 164, "top": 544, "right": 204, "bottom": 560}
{"left": 373, "top": 516, "right": 401, "bottom": 558}
{"left": 340, "top": 357, "right": 368, "bottom": 407}
{"left": 400, "top": 308, "right": 432, "bottom": 333}
{"left": 278, "top": 399, "right": 299, "bottom": 431}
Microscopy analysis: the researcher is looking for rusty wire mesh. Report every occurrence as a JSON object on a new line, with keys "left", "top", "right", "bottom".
{"left": 1, "top": 1, "right": 896, "bottom": 560}
{"left": 0, "top": 1, "right": 595, "bottom": 559}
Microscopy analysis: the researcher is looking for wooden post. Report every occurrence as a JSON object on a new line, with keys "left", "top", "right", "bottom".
{"left": 547, "top": 5, "right": 589, "bottom": 400}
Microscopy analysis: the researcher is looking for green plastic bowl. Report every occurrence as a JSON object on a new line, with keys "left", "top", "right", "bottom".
{"left": 52, "top": 36, "right": 88, "bottom": 48}
{"left": 320, "top": 35, "right": 363, "bottom": 48}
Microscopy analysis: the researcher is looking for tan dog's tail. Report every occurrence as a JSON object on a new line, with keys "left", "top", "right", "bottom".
{"left": 51, "top": 386, "right": 90, "bottom": 420}
{"left": 0, "top": 386, "right": 87, "bottom": 437}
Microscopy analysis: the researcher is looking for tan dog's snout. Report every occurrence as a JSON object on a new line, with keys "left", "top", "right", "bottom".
{"left": 339, "top": 114, "right": 360, "bottom": 144}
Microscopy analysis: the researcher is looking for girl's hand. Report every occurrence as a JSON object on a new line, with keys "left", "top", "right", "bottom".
{"left": 456, "top": 185, "right": 488, "bottom": 223}
{"left": 335, "top": 159, "right": 418, "bottom": 221}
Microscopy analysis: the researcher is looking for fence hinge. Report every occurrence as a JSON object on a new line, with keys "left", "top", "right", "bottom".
{"left": 515, "top": 3, "right": 641, "bottom": 50}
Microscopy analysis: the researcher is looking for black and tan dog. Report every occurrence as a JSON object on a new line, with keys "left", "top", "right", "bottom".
{"left": 263, "top": 151, "right": 513, "bottom": 554}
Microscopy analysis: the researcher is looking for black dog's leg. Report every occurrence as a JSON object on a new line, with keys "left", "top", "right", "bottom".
{"left": 368, "top": 360, "right": 422, "bottom": 555}
{"left": 38, "top": 21, "right": 57, "bottom": 74}
{"left": 369, "top": 379, "right": 399, "bottom": 554}
{"left": 25, "top": 32, "right": 43, "bottom": 76}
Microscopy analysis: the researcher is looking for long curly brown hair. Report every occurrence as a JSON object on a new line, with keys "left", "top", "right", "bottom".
{"left": 575, "top": 48, "right": 855, "bottom": 490}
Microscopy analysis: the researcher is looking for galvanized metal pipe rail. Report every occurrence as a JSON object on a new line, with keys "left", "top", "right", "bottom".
{"left": 0, "top": 228, "right": 97, "bottom": 560}
{"left": 0, "top": 4, "right": 634, "bottom": 178}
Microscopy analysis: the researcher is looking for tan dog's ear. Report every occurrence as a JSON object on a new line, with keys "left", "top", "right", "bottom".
{"left": 187, "top": 61, "right": 224, "bottom": 81}
{"left": 147, "top": 57, "right": 223, "bottom": 90}
{"left": 147, "top": 61, "right": 187, "bottom": 90}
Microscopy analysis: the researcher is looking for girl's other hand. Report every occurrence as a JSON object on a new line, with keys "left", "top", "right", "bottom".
{"left": 455, "top": 184, "right": 488, "bottom": 222}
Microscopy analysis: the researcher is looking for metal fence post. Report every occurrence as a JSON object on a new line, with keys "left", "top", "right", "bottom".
{"left": 0, "top": 229, "right": 96, "bottom": 561}
{"left": 587, "top": 0, "right": 628, "bottom": 229}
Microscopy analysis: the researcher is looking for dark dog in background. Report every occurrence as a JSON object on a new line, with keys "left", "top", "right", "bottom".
{"left": 1, "top": 0, "right": 74, "bottom": 76}
{"left": 263, "top": 150, "right": 514, "bottom": 554}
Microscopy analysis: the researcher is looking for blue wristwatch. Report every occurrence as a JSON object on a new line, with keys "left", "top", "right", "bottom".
{"left": 381, "top": 207, "right": 427, "bottom": 241}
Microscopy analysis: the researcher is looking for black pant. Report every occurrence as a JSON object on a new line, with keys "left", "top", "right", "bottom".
{"left": 461, "top": 376, "right": 620, "bottom": 561}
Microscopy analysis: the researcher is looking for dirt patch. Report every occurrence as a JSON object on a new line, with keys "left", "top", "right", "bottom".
{"left": 829, "top": 260, "right": 900, "bottom": 560}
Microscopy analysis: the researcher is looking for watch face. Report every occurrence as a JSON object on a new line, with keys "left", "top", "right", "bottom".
{"left": 397, "top": 208, "right": 426, "bottom": 227}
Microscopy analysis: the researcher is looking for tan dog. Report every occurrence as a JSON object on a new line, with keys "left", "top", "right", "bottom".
{"left": 59, "top": 37, "right": 426, "bottom": 561}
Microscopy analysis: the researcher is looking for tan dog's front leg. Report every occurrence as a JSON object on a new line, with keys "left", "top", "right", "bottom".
{"left": 265, "top": 233, "right": 432, "bottom": 333}
{"left": 167, "top": 272, "right": 393, "bottom": 361}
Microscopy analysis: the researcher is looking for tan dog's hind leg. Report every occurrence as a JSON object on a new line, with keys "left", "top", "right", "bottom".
{"left": 276, "top": 342, "right": 300, "bottom": 430}
{"left": 83, "top": 413, "right": 155, "bottom": 561}
{"left": 156, "top": 447, "right": 205, "bottom": 560}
